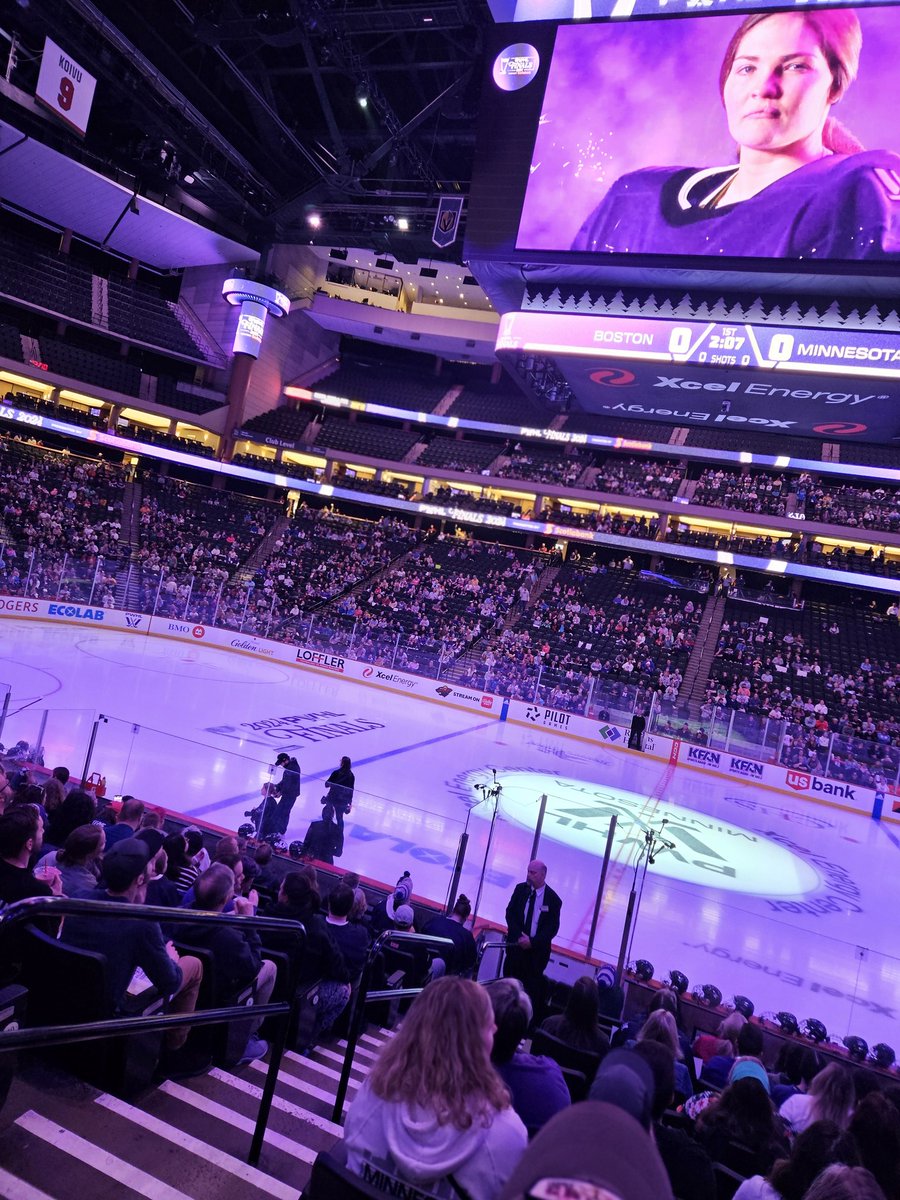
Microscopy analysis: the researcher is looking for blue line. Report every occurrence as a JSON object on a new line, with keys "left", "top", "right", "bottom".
{"left": 181, "top": 718, "right": 498, "bottom": 819}
{"left": 877, "top": 820, "right": 900, "bottom": 853}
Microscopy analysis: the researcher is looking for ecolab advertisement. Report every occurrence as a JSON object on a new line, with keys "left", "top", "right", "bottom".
{"left": 0, "top": 598, "right": 499, "bottom": 717}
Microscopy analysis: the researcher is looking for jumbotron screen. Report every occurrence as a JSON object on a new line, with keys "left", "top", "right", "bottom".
{"left": 468, "top": 6, "right": 900, "bottom": 268}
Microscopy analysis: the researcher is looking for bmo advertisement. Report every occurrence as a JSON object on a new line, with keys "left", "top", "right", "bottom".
{"left": 469, "top": 7, "right": 900, "bottom": 270}
{"left": 495, "top": 310, "right": 900, "bottom": 440}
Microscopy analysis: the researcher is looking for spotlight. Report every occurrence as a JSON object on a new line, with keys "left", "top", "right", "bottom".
{"left": 397, "top": 217, "right": 409, "bottom": 231}
{"left": 872, "top": 1043, "right": 896, "bottom": 1069}
{"left": 355, "top": 83, "right": 368, "bottom": 108}
{"left": 308, "top": 213, "right": 322, "bottom": 229}
{"left": 631, "top": 959, "right": 654, "bottom": 983}
{"left": 843, "top": 1036, "right": 868, "bottom": 1062}
{"left": 733, "top": 995, "right": 755, "bottom": 1019}
{"left": 667, "top": 970, "right": 689, "bottom": 995}
{"left": 803, "top": 1018, "right": 828, "bottom": 1044}
{"left": 775, "top": 1011, "right": 799, "bottom": 1035}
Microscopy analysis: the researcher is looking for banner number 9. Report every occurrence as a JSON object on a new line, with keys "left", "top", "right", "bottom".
{"left": 58, "top": 77, "right": 75, "bottom": 111}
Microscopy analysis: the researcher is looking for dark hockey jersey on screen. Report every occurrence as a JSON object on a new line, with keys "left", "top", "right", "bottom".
{"left": 572, "top": 151, "right": 900, "bottom": 261}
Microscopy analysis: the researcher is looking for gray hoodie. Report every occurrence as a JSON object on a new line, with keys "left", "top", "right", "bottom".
{"left": 343, "top": 1080, "right": 527, "bottom": 1200}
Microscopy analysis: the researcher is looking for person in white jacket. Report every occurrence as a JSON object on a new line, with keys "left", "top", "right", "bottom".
{"left": 343, "top": 977, "right": 527, "bottom": 1200}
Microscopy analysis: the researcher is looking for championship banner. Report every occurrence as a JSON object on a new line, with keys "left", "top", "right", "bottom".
{"left": 432, "top": 196, "right": 464, "bottom": 249}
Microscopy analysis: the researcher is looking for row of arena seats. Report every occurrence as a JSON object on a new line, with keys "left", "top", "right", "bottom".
{"left": 0, "top": 224, "right": 208, "bottom": 361}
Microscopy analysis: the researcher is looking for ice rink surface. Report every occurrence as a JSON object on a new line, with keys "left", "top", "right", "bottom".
{"left": 3, "top": 617, "right": 900, "bottom": 1049}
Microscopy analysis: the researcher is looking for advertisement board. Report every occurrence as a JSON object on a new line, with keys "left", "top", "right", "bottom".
{"left": 495, "top": 311, "right": 900, "bottom": 440}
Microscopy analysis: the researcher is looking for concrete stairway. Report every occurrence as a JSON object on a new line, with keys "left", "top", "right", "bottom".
{"left": 0, "top": 1029, "right": 392, "bottom": 1199}
{"left": 678, "top": 592, "right": 728, "bottom": 718}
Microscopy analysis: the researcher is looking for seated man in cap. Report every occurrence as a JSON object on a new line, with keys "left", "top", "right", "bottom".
{"left": 369, "top": 871, "right": 414, "bottom": 939}
{"left": 61, "top": 837, "right": 205, "bottom": 1074}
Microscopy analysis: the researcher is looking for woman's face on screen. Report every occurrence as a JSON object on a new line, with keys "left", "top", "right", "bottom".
{"left": 723, "top": 14, "right": 835, "bottom": 156}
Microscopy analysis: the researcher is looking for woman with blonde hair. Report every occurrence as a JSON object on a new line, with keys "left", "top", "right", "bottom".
{"left": 343, "top": 978, "right": 527, "bottom": 1200}
{"left": 637, "top": 1009, "right": 692, "bottom": 1100}
{"left": 694, "top": 1011, "right": 746, "bottom": 1063}
{"left": 780, "top": 1062, "right": 855, "bottom": 1135}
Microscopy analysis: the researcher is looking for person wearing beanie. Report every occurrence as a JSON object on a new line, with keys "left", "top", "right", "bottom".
{"left": 370, "top": 871, "right": 414, "bottom": 938}
{"left": 731, "top": 1059, "right": 772, "bottom": 1094}
{"left": 272, "top": 752, "right": 301, "bottom": 836}
{"left": 588, "top": 1048, "right": 656, "bottom": 1130}
{"left": 498, "top": 1101, "right": 674, "bottom": 1200}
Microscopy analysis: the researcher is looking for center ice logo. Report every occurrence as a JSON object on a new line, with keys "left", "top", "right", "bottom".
{"left": 463, "top": 770, "right": 819, "bottom": 897}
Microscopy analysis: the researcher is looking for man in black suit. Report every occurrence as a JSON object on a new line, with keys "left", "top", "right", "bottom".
{"left": 503, "top": 859, "right": 562, "bottom": 1019}
{"left": 628, "top": 710, "right": 646, "bottom": 751}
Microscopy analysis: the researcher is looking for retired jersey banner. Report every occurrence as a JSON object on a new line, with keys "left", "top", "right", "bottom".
{"left": 432, "top": 196, "right": 464, "bottom": 249}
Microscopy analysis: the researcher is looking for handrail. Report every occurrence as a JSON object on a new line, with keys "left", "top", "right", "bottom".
{"left": 0, "top": 894, "right": 305, "bottom": 1166}
{"left": 475, "top": 937, "right": 513, "bottom": 976}
{"left": 331, "top": 928, "right": 454, "bottom": 1124}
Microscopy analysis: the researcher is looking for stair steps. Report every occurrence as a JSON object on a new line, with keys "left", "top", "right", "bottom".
{"left": 0, "top": 1025, "right": 392, "bottom": 1199}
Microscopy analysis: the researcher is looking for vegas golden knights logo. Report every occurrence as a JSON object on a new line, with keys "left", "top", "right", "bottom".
{"left": 432, "top": 196, "right": 464, "bottom": 249}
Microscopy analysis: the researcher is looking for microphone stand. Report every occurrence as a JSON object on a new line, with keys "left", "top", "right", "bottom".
{"left": 615, "top": 820, "right": 676, "bottom": 986}
{"left": 446, "top": 772, "right": 497, "bottom": 914}
{"left": 472, "top": 770, "right": 503, "bottom": 923}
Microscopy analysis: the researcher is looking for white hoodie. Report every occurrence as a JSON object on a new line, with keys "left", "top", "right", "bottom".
{"left": 343, "top": 1080, "right": 527, "bottom": 1200}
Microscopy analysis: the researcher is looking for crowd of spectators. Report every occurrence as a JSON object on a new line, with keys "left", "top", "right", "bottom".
{"left": 540, "top": 505, "right": 658, "bottom": 539}
{"left": 497, "top": 443, "right": 590, "bottom": 487}
{"left": 5, "top": 765, "right": 900, "bottom": 1200}
{"left": 458, "top": 567, "right": 702, "bottom": 713}
{"left": 805, "top": 483, "right": 900, "bottom": 534}
{"left": 0, "top": 437, "right": 125, "bottom": 601}
{"left": 427, "top": 485, "right": 521, "bottom": 518}
{"left": 706, "top": 600, "right": 900, "bottom": 786}
{"left": 591, "top": 456, "right": 685, "bottom": 501}
{"left": 693, "top": 468, "right": 795, "bottom": 517}
{"left": 4, "top": 437, "right": 900, "bottom": 787}
{"left": 332, "top": 472, "right": 414, "bottom": 501}
{"left": 242, "top": 505, "right": 418, "bottom": 639}
{"left": 325, "top": 537, "right": 541, "bottom": 675}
